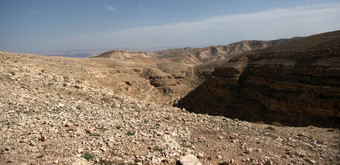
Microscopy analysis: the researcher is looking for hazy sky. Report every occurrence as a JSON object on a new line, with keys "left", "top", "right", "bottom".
{"left": 1, "top": 0, "right": 340, "bottom": 52}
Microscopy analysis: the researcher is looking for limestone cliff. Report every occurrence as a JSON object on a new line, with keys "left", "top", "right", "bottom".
{"left": 180, "top": 30, "right": 340, "bottom": 128}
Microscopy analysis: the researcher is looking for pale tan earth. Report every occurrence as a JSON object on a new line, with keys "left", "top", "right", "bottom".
{"left": 0, "top": 34, "right": 339, "bottom": 165}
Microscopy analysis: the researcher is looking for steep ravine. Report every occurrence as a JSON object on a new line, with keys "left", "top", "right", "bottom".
{"left": 179, "top": 30, "right": 340, "bottom": 128}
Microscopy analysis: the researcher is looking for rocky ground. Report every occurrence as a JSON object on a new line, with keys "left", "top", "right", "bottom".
{"left": 0, "top": 52, "right": 339, "bottom": 164}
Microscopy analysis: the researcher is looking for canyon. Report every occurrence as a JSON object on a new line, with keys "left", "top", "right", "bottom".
{"left": 179, "top": 30, "right": 340, "bottom": 128}
{"left": 0, "top": 31, "right": 339, "bottom": 164}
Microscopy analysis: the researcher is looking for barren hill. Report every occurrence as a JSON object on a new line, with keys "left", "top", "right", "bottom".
{"left": 179, "top": 30, "right": 340, "bottom": 128}
{"left": 153, "top": 39, "right": 290, "bottom": 65}
{"left": 0, "top": 31, "right": 339, "bottom": 164}
{"left": 89, "top": 50, "right": 200, "bottom": 105}
{"left": 90, "top": 50, "right": 153, "bottom": 61}
{"left": 1, "top": 50, "right": 339, "bottom": 165}
{"left": 88, "top": 39, "right": 291, "bottom": 97}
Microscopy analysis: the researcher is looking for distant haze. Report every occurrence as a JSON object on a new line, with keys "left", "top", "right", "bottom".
{"left": 1, "top": 0, "right": 340, "bottom": 53}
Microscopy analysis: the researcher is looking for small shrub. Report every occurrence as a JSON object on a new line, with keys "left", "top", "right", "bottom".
{"left": 182, "top": 144, "right": 193, "bottom": 148}
{"left": 82, "top": 152, "right": 94, "bottom": 161}
{"left": 153, "top": 147, "right": 164, "bottom": 152}
{"left": 116, "top": 126, "right": 121, "bottom": 129}
{"left": 256, "top": 121, "right": 265, "bottom": 124}
{"left": 99, "top": 159, "right": 116, "bottom": 165}
{"left": 143, "top": 119, "right": 149, "bottom": 124}
{"left": 100, "top": 97, "right": 110, "bottom": 103}
{"left": 266, "top": 126, "right": 276, "bottom": 131}
{"left": 42, "top": 145, "right": 48, "bottom": 150}
{"left": 97, "top": 126, "right": 107, "bottom": 132}
{"left": 126, "top": 131, "right": 135, "bottom": 136}
{"left": 37, "top": 155, "right": 44, "bottom": 159}
{"left": 271, "top": 122, "right": 282, "bottom": 127}
{"left": 89, "top": 133, "right": 100, "bottom": 137}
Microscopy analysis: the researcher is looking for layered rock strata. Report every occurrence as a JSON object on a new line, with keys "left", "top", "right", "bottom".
{"left": 180, "top": 31, "right": 340, "bottom": 128}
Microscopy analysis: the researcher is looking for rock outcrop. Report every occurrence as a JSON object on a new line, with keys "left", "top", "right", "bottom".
{"left": 180, "top": 30, "right": 340, "bottom": 128}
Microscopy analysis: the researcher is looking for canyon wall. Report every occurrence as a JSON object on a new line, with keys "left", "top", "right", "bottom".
{"left": 180, "top": 31, "right": 340, "bottom": 127}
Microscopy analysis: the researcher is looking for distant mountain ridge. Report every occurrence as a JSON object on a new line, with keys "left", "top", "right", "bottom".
{"left": 89, "top": 50, "right": 152, "bottom": 59}
{"left": 92, "top": 39, "right": 292, "bottom": 65}
{"left": 152, "top": 39, "right": 291, "bottom": 65}
{"left": 32, "top": 45, "right": 208, "bottom": 58}
{"left": 32, "top": 38, "right": 293, "bottom": 59}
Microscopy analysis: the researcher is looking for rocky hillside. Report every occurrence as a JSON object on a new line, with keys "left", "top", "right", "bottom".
{"left": 179, "top": 30, "right": 340, "bottom": 128}
{"left": 153, "top": 39, "right": 289, "bottom": 65}
{"left": 1, "top": 51, "right": 339, "bottom": 164}
{"left": 87, "top": 40, "right": 290, "bottom": 103}
{"left": 90, "top": 51, "right": 200, "bottom": 105}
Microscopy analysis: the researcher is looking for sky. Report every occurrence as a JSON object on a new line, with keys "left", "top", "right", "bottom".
{"left": 1, "top": 0, "right": 340, "bottom": 52}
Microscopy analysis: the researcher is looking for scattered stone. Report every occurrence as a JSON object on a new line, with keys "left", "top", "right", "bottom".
{"left": 245, "top": 147, "right": 253, "bottom": 154}
{"left": 29, "top": 141, "right": 36, "bottom": 146}
{"left": 77, "top": 148, "right": 83, "bottom": 153}
{"left": 177, "top": 154, "right": 202, "bottom": 165}
{"left": 39, "top": 134, "right": 46, "bottom": 142}
{"left": 304, "top": 158, "right": 316, "bottom": 164}
{"left": 265, "top": 160, "right": 273, "bottom": 165}
{"left": 196, "top": 152, "right": 204, "bottom": 158}
{"left": 219, "top": 160, "right": 230, "bottom": 165}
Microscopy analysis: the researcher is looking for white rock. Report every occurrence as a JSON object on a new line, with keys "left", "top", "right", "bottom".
{"left": 58, "top": 103, "right": 64, "bottom": 108}
{"left": 162, "top": 134, "right": 180, "bottom": 150}
{"left": 77, "top": 148, "right": 83, "bottom": 153}
{"left": 197, "top": 152, "right": 204, "bottom": 158}
{"left": 178, "top": 154, "right": 201, "bottom": 165}
{"left": 72, "top": 158, "right": 88, "bottom": 165}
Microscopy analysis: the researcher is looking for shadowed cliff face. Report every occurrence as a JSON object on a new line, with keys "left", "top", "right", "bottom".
{"left": 180, "top": 30, "right": 340, "bottom": 128}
